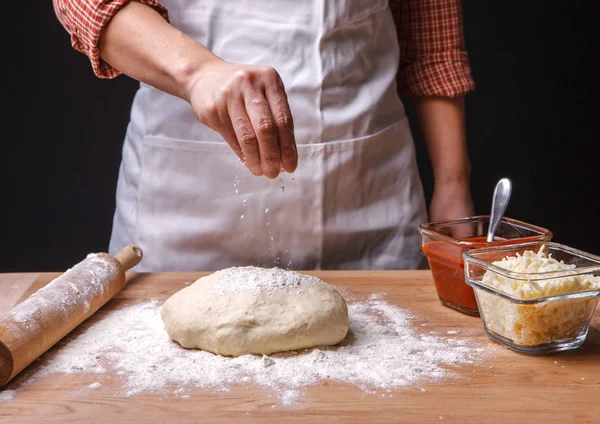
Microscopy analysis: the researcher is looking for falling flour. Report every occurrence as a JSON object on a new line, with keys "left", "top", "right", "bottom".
{"left": 3, "top": 293, "right": 491, "bottom": 402}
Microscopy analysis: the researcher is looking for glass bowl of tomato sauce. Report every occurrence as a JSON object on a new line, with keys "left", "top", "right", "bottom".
{"left": 418, "top": 216, "right": 552, "bottom": 316}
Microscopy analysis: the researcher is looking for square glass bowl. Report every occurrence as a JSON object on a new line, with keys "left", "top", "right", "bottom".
{"left": 463, "top": 241, "right": 600, "bottom": 354}
{"left": 418, "top": 216, "right": 552, "bottom": 316}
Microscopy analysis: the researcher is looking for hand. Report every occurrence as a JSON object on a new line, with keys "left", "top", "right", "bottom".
{"left": 186, "top": 59, "right": 298, "bottom": 179}
{"left": 428, "top": 180, "right": 475, "bottom": 223}
{"left": 97, "top": 3, "right": 297, "bottom": 179}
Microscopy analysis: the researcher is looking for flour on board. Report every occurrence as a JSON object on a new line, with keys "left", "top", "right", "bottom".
{"left": 4, "top": 294, "right": 494, "bottom": 402}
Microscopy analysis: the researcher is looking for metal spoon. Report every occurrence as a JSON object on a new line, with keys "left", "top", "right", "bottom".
{"left": 486, "top": 178, "right": 512, "bottom": 242}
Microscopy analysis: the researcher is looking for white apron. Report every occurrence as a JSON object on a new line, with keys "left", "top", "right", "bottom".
{"left": 108, "top": 0, "right": 427, "bottom": 271}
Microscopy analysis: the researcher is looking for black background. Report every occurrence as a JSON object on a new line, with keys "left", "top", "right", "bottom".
{"left": 2, "top": 1, "right": 598, "bottom": 272}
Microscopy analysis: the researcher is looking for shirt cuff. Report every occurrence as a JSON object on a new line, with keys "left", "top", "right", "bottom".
{"left": 397, "top": 50, "right": 475, "bottom": 97}
{"left": 58, "top": 0, "right": 169, "bottom": 79}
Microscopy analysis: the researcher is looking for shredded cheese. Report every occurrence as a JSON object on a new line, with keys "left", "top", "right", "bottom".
{"left": 477, "top": 246, "right": 600, "bottom": 347}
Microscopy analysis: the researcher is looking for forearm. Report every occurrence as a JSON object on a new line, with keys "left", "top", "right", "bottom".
{"left": 413, "top": 95, "right": 474, "bottom": 221}
{"left": 98, "top": 1, "right": 219, "bottom": 101}
{"left": 413, "top": 96, "right": 471, "bottom": 186}
{"left": 99, "top": 1, "right": 297, "bottom": 177}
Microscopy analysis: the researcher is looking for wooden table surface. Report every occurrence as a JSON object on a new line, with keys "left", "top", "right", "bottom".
{"left": 1, "top": 270, "right": 599, "bottom": 424}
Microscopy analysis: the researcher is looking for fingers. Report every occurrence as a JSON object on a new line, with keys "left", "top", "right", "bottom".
{"left": 229, "top": 98, "right": 263, "bottom": 176}
{"left": 194, "top": 91, "right": 245, "bottom": 164}
{"left": 216, "top": 101, "right": 245, "bottom": 163}
{"left": 244, "top": 91, "right": 281, "bottom": 179}
{"left": 265, "top": 82, "right": 297, "bottom": 173}
{"left": 193, "top": 64, "right": 297, "bottom": 178}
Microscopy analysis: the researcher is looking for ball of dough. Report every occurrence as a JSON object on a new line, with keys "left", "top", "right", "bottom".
{"left": 161, "top": 266, "right": 349, "bottom": 356}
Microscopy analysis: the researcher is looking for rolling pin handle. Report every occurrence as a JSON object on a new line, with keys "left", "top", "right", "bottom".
{"left": 114, "top": 245, "right": 143, "bottom": 271}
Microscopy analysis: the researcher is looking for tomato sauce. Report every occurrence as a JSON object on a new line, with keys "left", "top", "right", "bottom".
{"left": 421, "top": 235, "right": 541, "bottom": 316}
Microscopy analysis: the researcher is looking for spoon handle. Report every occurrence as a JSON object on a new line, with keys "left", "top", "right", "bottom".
{"left": 487, "top": 178, "right": 512, "bottom": 242}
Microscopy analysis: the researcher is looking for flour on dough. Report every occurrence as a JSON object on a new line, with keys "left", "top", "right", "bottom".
{"left": 160, "top": 266, "right": 349, "bottom": 356}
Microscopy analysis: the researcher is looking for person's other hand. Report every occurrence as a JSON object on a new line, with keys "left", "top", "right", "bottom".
{"left": 186, "top": 59, "right": 298, "bottom": 179}
{"left": 429, "top": 180, "right": 475, "bottom": 223}
{"left": 428, "top": 181, "right": 475, "bottom": 240}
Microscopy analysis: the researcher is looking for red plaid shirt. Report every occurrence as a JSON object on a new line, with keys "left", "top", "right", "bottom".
{"left": 53, "top": 0, "right": 474, "bottom": 97}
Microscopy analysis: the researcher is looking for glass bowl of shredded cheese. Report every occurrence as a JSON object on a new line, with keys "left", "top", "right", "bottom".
{"left": 463, "top": 242, "right": 600, "bottom": 354}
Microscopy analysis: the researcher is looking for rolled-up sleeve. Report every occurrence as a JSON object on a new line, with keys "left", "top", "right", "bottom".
{"left": 53, "top": 0, "right": 169, "bottom": 79}
{"left": 390, "top": 0, "right": 475, "bottom": 97}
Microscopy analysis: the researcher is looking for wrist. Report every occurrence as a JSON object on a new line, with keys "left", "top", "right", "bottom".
{"left": 171, "top": 34, "right": 223, "bottom": 102}
{"left": 433, "top": 174, "right": 472, "bottom": 201}
{"left": 433, "top": 169, "right": 471, "bottom": 187}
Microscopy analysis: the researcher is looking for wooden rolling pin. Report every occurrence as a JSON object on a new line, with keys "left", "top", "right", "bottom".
{"left": 0, "top": 245, "right": 143, "bottom": 387}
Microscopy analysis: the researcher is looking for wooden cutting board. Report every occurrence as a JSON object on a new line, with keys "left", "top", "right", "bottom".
{"left": 1, "top": 271, "right": 599, "bottom": 424}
